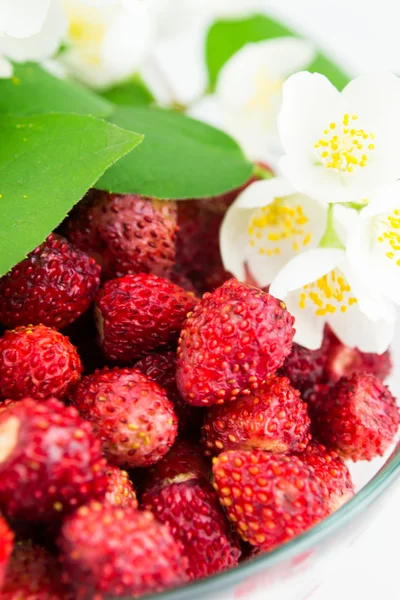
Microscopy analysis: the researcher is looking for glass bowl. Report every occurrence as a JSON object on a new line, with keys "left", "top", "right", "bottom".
{"left": 145, "top": 319, "right": 400, "bottom": 600}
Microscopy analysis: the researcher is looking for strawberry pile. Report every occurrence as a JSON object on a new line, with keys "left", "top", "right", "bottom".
{"left": 0, "top": 190, "right": 398, "bottom": 599}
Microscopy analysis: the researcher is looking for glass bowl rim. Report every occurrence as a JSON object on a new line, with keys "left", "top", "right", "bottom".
{"left": 143, "top": 442, "right": 400, "bottom": 600}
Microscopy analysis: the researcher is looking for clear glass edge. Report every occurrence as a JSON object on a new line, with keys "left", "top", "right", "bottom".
{"left": 132, "top": 442, "right": 400, "bottom": 600}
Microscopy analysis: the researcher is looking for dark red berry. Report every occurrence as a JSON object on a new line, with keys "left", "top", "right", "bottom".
{"left": 0, "top": 325, "right": 82, "bottom": 400}
{"left": 0, "top": 397, "right": 107, "bottom": 523}
{"left": 202, "top": 376, "right": 311, "bottom": 455}
{"left": 59, "top": 502, "right": 188, "bottom": 599}
{"left": 96, "top": 273, "right": 197, "bottom": 363}
{"left": 177, "top": 279, "right": 295, "bottom": 406}
{"left": 135, "top": 351, "right": 204, "bottom": 432}
{"left": 73, "top": 367, "right": 178, "bottom": 468}
{"left": 66, "top": 191, "right": 178, "bottom": 280}
{"left": 0, "top": 234, "right": 100, "bottom": 330}
{"left": 315, "top": 373, "right": 399, "bottom": 461}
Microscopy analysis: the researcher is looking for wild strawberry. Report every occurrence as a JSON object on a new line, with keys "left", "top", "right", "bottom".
{"left": 323, "top": 328, "right": 392, "bottom": 385}
{"left": 302, "top": 383, "right": 330, "bottom": 426}
{"left": 278, "top": 338, "right": 329, "bottom": 394}
{"left": 201, "top": 376, "right": 311, "bottom": 455}
{"left": 2, "top": 540, "right": 71, "bottom": 599}
{"left": 0, "top": 325, "right": 82, "bottom": 401}
{"left": 175, "top": 182, "right": 258, "bottom": 295}
{"left": 95, "top": 273, "right": 197, "bottom": 363}
{"left": 65, "top": 191, "right": 178, "bottom": 280}
{"left": 0, "top": 234, "right": 101, "bottom": 330}
{"left": 73, "top": 367, "right": 178, "bottom": 468}
{"left": 104, "top": 465, "right": 138, "bottom": 509}
{"left": 177, "top": 279, "right": 295, "bottom": 406}
{"left": 142, "top": 442, "right": 240, "bottom": 580}
{"left": 213, "top": 451, "right": 326, "bottom": 552}
{"left": 59, "top": 502, "right": 188, "bottom": 599}
{"left": 144, "top": 440, "right": 210, "bottom": 488}
{"left": 0, "top": 514, "right": 13, "bottom": 588}
{"left": 315, "top": 373, "right": 399, "bottom": 461}
{"left": 0, "top": 398, "right": 107, "bottom": 523}
{"left": 294, "top": 442, "right": 354, "bottom": 513}
{"left": 135, "top": 352, "right": 204, "bottom": 432}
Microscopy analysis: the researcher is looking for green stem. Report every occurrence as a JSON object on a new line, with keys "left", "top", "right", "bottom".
{"left": 319, "top": 204, "right": 345, "bottom": 250}
{"left": 252, "top": 163, "right": 273, "bottom": 180}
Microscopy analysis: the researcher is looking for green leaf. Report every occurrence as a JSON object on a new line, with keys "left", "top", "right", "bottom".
{"left": 0, "top": 63, "right": 113, "bottom": 117}
{"left": 100, "top": 76, "right": 155, "bottom": 106}
{"left": 97, "top": 106, "right": 253, "bottom": 199}
{"left": 206, "top": 14, "right": 350, "bottom": 91}
{"left": 0, "top": 113, "right": 143, "bottom": 276}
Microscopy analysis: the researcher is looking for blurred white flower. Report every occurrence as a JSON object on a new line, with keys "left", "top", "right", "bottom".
{"left": 215, "top": 38, "right": 316, "bottom": 160}
{"left": 220, "top": 177, "right": 327, "bottom": 287}
{"left": 60, "top": 0, "right": 152, "bottom": 88}
{"left": 279, "top": 71, "right": 400, "bottom": 205}
{"left": 347, "top": 181, "right": 400, "bottom": 305}
{"left": 0, "top": 0, "right": 66, "bottom": 77}
{"left": 147, "top": 0, "right": 269, "bottom": 39}
{"left": 270, "top": 247, "right": 396, "bottom": 353}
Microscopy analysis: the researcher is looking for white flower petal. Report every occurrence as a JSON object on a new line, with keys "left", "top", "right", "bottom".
{"left": 327, "top": 307, "right": 395, "bottom": 354}
{"left": 61, "top": 0, "right": 152, "bottom": 88}
{"left": 340, "top": 259, "right": 395, "bottom": 322}
{"left": 235, "top": 178, "right": 295, "bottom": 209}
{"left": 217, "top": 39, "right": 316, "bottom": 162}
{"left": 101, "top": 1, "right": 152, "bottom": 82}
{"left": 342, "top": 73, "right": 400, "bottom": 190}
{"left": 333, "top": 204, "right": 359, "bottom": 245}
{"left": 0, "top": 0, "right": 66, "bottom": 61}
{"left": 347, "top": 203, "right": 400, "bottom": 306}
{"left": 363, "top": 182, "right": 400, "bottom": 218}
{"left": 284, "top": 291, "right": 326, "bottom": 350}
{"left": 270, "top": 248, "right": 345, "bottom": 299}
{"left": 220, "top": 202, "right": 251, "bottom": 282}
{"left": 278, "top": 72, "right": 342, "bottom": 160}
{"left": 0, "top": 0, "right": 51, "bottom": 38}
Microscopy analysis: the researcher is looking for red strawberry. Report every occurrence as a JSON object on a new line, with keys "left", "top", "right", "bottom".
{"left": 303, "top": 383, "right": 330, "bottom": 426}
{"left": 59, "top": 502, "right": 188, "bottom": 599}
{"left": 315, "top": 373, "right": 399, "bottom": 461}
{"left": 278, "top": 338, "right": 329, "bottom": 395}
{"left": 73, "top": 367, "right": 178, "bottom": 468}
{"left": 144, "top": 440, "right": 210, "bottom": 488}
{"left": 175, "top": 181, "right": 259, "bottom": 295}
{"left": 95, "top": 273, "right": 197, "bottom": 363}
{"left": 294, "top": 442, "right": 354, "bottom": 513}
{"left": 0, "top": 234, "right": 101, "bottom": 330}
{"left": 0, "top": 325, "right": 82, "bottom": 401}
{"left": 201, "top": 376, "right": 311, "bottom": 455}
{"left": 0, "top": 514, "right": 13, "bottom": 588}
{"left": 177, "top": 279, "right": 295, "bottom": 406}
{"left": 104, "top": 465, "right": 138, "bottom": 509}
{"left": 65, "top": 191, "right": 178, "bottom": 280}
{"left": 135, "top": 352, "right": 204, "bottom": 432}
{"left": 2, "top": 540, "right": 71, "bottom": 599}
{"left": 324, "top": 328, "right": 392, "bottom": 385}
{"left": 142, "top": 441, "right": 240, "bottom": 580}
{"left": 0, "top": 398, "right": 107, "bottom": 523}
{"left": 212, "top": 451, "right": 326, "bottom": 552}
